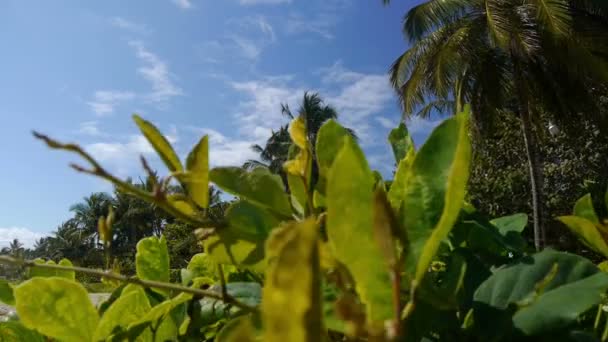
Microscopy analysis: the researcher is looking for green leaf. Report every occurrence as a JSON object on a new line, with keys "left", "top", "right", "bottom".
{"left": 93, "top": 287, "right": 152, "bottom": 341}
{"left": 513, "top": 272, "right": 608, "bottom": 335}
{"left": 326, "top": 136, "right": 394, "bottom": 325}
{"left": 128, "top": 293, "right": 192, "bottom": 340}
{"left": 27, "top": 258, "right": 75, "bottom": 279}
{"left": 388, "top": 122, "right": 415, "bottom": 162}
{"left": 0, "top": 322, "right": 45, "bottom": 342}
{"left": 288, "top": 174, "right": 308, "bottom": 215}
{"left": 210, "top": 167, "right": 292, "bottom": 217}
{"left": 0, "top": 280, "right": 14, "bottom": 305}
{"left": 387, "top": 142, "right": 416, "bottom": 212}
{"left": 15, "top": 277, "right": 99, "bottom": 342}
{"left": 136, "top": 236, "right": 170, "bottom": 294}
{"left": 215, "top": 315, "right": 256, "bottom": 342}
{"left": 57, "top": 258, "right": 76, "bottom": 280}
{"left": 263, "top": 219, "right": 321, "bottom": 342}
{"left": 167, "top": 194, "right": 197, "bottom": 217}
{"left": 185, "top": 135, "right": 210, "bottom": 208}
{"left": 132, "top": 114, "right": 182, "bottom": 172}
{"left": 490, "top": 213, "right": 528, "bottom": 235}
{"left": 196, "top": 282, "right": 261, "bottom": 326}
{"left": 205, "top": 200, "right": 279, "bottom": 271}
{"left": 187, "top": 253, "right": 217, "bottom": 279}
{"left": 315, "top": 119, "right": 350, "bottom": 180}
{"left": 474, "top": 250, "right": 607, "bottom": 336}
{"left": 558, "top": 216, "right": 608, "bottom": 258}
{"left": 289, "top": 116, "right": 307, "bottom": 150}
{"left": 574, "top": 194, "right": 600, "bottom": 225}
{"left": 401, "top": 109, "right": 471, "bottom": 283}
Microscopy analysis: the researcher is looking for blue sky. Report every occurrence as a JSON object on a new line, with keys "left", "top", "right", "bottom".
{"left": 0, "top": 0, "right": 440, "bottom": 247}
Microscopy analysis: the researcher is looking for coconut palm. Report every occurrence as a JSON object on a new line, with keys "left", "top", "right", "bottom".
{"left": 387, "top": 0, "right": 608, "bottom": 250}
{"left": 244, "top": 92, "right": 357, "bottom": 190}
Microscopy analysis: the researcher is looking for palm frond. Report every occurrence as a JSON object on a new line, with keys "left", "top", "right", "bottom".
{"left": 404, "top": 0, "right": 472, "bottom": 41}
{"left": 242, "top": 160, "right": 268, "bottom": 170}
{"left": 526, "top": 0, "right": 571, "bottom": 36}
{"left": 415, "top": 99, "right": 457, "bottom": 118}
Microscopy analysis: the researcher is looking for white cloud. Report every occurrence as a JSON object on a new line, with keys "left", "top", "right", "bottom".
{"left": 0, "top": 227, "right": 47, "bottom": 249}
{"left": 79, "top": 121, "right": 102, "bottom": 136}
{"left": 376, "top": 117, "right": 397, "bottom": 129}
{"left": 286, "top": 13, "right": 335, "bottom": 40}
{"left": 182, "top": 126, "right": 258, "bottom": 166}
{"left": 87, "top": 90, "right": 135, "bottom": 116}
{"left": 231, "top": 78, "right": 302, "bottom": 137}
{"left": 172, "top": 0, "right": 193, "bottom": 9}
{"left": 109, "top": 17, "right": 149, "bottom": 34}
{"left": 240, "top": 0, "right": 291, "bottom": 4}
{"left": 129, "top": 40, "right": 183, "bottom": 104}
{"left": 321, "top": 63, "right": 394, "bottom": 143}
{"left": 406, "top": 116, "right": 443, "bottom": 135}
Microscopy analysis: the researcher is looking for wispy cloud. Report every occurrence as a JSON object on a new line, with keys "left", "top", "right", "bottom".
{"left": 239, "top": 0, "right": 291, "bottom": 5}
{"left": 0, "top": 227, "right": 47, "bottom": 248}
{"left": 321, "top": 62, "right": 395, "bottom": 143}
{"left": 129, "top": 40, "right": 183, "bottom": 104}
{"left": 87, "top": 90, "right": 135, "bottom": 116}
{"left": 200, "top": 16, "right": 276, "bottom": 63}
{"left": 109, "top": 17, "right": 149, "bottom": 34}
{"left": 172, "top": 0, "right": 193, "bottom": 9}
{"left": 285, "top": 0, "right": 352, "bottom": 40}
{"left": 78, "top": 121, "right": 102, "bottom": 136}
{"left": 286, "top": 13, "right": 335, "bottom": 40}
{"left": 182, "top": 126, "right": 258, "bottom": 167}
{"left": 376, "top": 117, "right": 398, "bottom": 129}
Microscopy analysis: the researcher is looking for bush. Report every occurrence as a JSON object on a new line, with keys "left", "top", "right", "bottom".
{"left": 0, "top": 108, "right": 606, "bottom": 341}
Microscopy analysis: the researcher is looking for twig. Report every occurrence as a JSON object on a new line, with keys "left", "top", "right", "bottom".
{"left": 0, "top": 255, "right": 257, "bottom": 312}
{"left": 33, "top": 132, "right": 224, "bottom": 229}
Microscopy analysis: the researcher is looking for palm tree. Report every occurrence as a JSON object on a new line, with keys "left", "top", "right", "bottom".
{"left": 244, "top": 125, "right": 292, "bottom": 175}
{"left": 244, "top": 92, "right": 356, "bottom": 189}
{"left": 1, "top": 239, "right": 24, "bottom": 258}
{"left": 70, "top": 192, "right": 113, "bottom": 240}
{"left": 386, "top": 0, "right": 608, "bottom": 250}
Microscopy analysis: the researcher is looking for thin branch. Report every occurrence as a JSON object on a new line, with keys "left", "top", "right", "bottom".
{"left": 0, "top": 255, "right": 257, "bottom": 312}
{"left": 33, "top": 132, "right": 224, "bottom": 229}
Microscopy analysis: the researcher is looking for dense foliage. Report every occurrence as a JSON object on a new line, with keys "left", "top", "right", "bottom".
{"left": 0, "top": 108, "right": 607, "bottom": 341}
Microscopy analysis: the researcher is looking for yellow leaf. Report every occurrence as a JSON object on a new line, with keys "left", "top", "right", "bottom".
{"left": 289, "top": 117, "right": 307, "bottom": 149}
{"left": 263, "top": 219, "right": 321, "bottom": 342}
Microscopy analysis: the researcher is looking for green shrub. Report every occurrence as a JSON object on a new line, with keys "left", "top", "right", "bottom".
{"left": 0, "top": 108, "right": 606, "bottom": 341}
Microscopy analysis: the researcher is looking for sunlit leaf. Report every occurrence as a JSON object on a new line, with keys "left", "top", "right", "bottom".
{"left": 15, "top": 277, "right": 99, "bottom": 342}
{"left": 558, "top": 216, "right": 608, "bottom": 258}
{"left": 263, "top": 218, "right": 321, "bottom": 342}
{"left": 215, "top": 315, "right": 256, "bottom": 342}
{"left": 326, "top": 136, "right": 394, "bottom": 325}
{"left": 187, "top": 253, "right": 217, "bottom": 279}
{"left": 133, "top": 114, "right": 182, "bottom": 172}
{"left": 315, "top": 119, "right": 350, "bottom": 180}
{"left": 93, "top": 287, "right": 152, "bottom": 341}
{"left": 289, "top": 116, "right": 307, "bottom": 149}
{"left": 136, "top": 236, "right": 170, "bottom": 295}
{"left": 573, "top": 194, "right": 600, "bottom": 225}
{"left": 205, "top": 201, "right": 280, "bottom": 271}
{"left": 288, "top": 174, "right": 308, "bottom": 215}
{"left": 167, "top": 194, "right": 197, "bottom": 217}
{"left": 210, "top": 167, "right": 292, "bottom": 217}
{"left": 57, "top": 258, "right": 76, "bottom": 280}
{"left": 185, "top": 135, "right": 210, "bottom": 208}
{"left": 401, "top": 108, "right": 471, "bottom": 284}
{"left": 387, "top": 144, "right": 416, "bottom": 212}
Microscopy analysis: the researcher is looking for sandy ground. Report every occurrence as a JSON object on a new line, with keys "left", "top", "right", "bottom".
{"left": 0, "top": 293, "right": 110, "bottom": 320}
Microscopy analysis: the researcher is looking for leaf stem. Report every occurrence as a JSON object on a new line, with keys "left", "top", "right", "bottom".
{"left": 0, "top": 255, "right": 257, "bottom": 312}
{"left": 33, "top": 132, "right": 224, "bottom": 229}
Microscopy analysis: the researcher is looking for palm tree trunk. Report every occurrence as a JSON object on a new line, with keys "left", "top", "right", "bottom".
{"left": 518, "top": 102, "right": 546, "bottom": 251}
